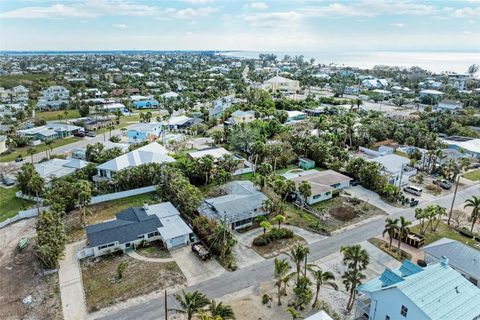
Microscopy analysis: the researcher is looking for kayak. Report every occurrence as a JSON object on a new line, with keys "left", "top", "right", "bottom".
{"left": 18, "top": 237, "right": 29, "bottom": 251}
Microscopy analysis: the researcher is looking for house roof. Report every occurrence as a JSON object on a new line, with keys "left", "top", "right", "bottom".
{"left": 286, "top": 169, "right": 352, "bottom": 195}
{"left": 424, "top": 238, "right": 480, "bottom": 279}
{"left": 358, "top": 260, "right": 480, "bottom": 320}
{"left": 96, "top": 142, "right": 175, "bottom": 172}
{"left": 127, "top": 122, "right": 161, "bottom": 133}
{"left": 198, "top": 181, "right": 268, "bottom": 223}
{"left": 167, "top": 115, "right": 192, "bottom": 126}
{"left": 188, "top": 147, "right": 232, "bottom": 160}
{"left": 304, "top": 311, "right": 334, "bottom": 320}
{"left": 367, "top": 154, "right": 411, "bottom": 174}
{"left": 34, "top": 158, "right": 89, "bottom": 181}
{"left": 265, "top": 76, "right": 298, "bottom": 84}
{"left": 442, "top": 138, "right": 480, "bottom": 154}
{"left": 231, "top": 110, "right": 255, "bottom": 118}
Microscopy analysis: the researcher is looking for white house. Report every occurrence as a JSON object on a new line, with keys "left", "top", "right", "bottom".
{"left": 424, "top": 238, "right": 480, "bottom": 288}
{"left": 127, "top": 122, "right": 163, "bottom": 142}
{"left": 263, "top": 76, "right": 300, "bottom": 92}
{"left": 35, "top": 158, "right": 90, "bottom": 183}
{"left": 437, "top": 99, "right": 463, "bottom": 111}
{"left": 362, "top": 78, "right": 388, "bottom": 89}
{"left": 37, "top": 86, "right": 70, "bottom": 110}
{"left": 94, "top": 142, "right": 175, "bottom": 182}
{"left": 367, "top": 154, "right": 417, "bottom": 186}
{"left": 283, "top": 170, "right": 352, "bottom": 205}
{"left": 85, "top": 202, "right": 194, "bottom": 257}
{"left": 356, "top": 259, "right": 480, "bottom": 320}
{"left": 419, "top": 89, "right": 443, "bottom": 100}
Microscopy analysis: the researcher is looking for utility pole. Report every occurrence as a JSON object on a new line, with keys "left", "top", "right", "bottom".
{"left": 448, "top": 174, "right": 461, "bottom": 226}
{"left": 164, "top": 289, "right": 168, "bottom": 320}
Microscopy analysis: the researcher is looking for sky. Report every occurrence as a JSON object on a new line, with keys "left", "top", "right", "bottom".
{"left": 0, "top": 0, "right": 479, "bottom": 52}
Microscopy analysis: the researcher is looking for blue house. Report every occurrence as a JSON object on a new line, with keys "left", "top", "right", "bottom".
{"left": 134, "top": 100, "right": 159, "bottom": 109}
{"left": 127, "top": 123, "right": 162, "bottom": 142}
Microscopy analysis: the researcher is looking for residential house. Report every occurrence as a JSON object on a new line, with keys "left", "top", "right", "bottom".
{"left": 160, "top": 91, "right": 179, "bottom": 100}
{"left": 424, "top": 238, "right": 480, "bottom": 288}
{"left": 35, "top": 158, "right": 90, "bottom": 182}
{"left": 37, "top": 86, "right": 70, "bottom": 110}
{"left": 305, "top": 311, "right": 334, "bottom": 320}
{"left": 71, "top": 141, "right": 129, "bottom": 160}
{"left": 437, "top": 99, "right": 463, "bottom": 111}
{"left": 17, "top": 122, "right": 83, "bottom": 142}
{"left": 0, "top": 85, "right": 29, "bottom": 103}
{"left": 230, "top": 110, "right": 255, "bottom": 124}
{"left": 283, "top": 169, "right": 352, "bottom": 204}
{"left": 362, "top": 78, "right": 388, "bottom": 89}
{"left": 441, "top": 136, "right": 480, "bottom": 159}
{"left": 286, "top": 110, "right": 307, "bottom": 122}
{"left": 447, "top": 73, "right": 472, "bottom": 91}
{"left": 127, "top": 122, "right": 162, "bottom": 142}
{"left": 134, "top": 99, "right": 159, "bottom": 109}
{"left": 85, "top": 202, "right": 194, "bottom": 257}
{"left": 167, "top": 115, "right": 203, "bottom": 130}
{"left": 263, "top": 76, "right": 300, "bottom": 92}
{"left": 188, "top": 147, "right": 251, "bottom": 175}
{"left": 367, "top": 153, "right": 416, "bottom": 186}
{"left": 198, "top": 180, "right": 268, "bottom": 230}
{"left": 94, "top": 142, "right": 175, "bottom": 182}
{"left": 419, "top": 89, "right": 444, "bottom": 100}
{"left": 356, "top": 259, "right": 480, "bottom": 320}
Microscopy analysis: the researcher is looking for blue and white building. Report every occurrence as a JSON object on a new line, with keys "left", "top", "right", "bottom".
{"left": 127, "top": 122, "right": 162, "bottom": 142}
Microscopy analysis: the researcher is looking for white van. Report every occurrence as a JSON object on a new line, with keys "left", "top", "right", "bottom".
{"left": 403, "top": 185, "right": 423, "bottom": 196}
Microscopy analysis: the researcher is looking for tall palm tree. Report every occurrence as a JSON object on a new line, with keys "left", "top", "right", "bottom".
{"left": 28, "top": 174, "right": 44, "bottom": 214}
{"left": 27, "top": 147, "right": 36, "bottom": 163}
{"left": 383, "top": 218, "right": 399, "bottom": 249}
{"left": 464, "top": 196, "right": 480, "bottom": 233}
{"left": 298, "top": 181, "right": 311, "bottom": 212}
{"left": 45, "top": 139, "right": 53, "bottom": 159}
{"left": 209, "top": 300, "right": 235, "bottom": 320}
{"left": 398, "top": 216, "right": 412, "bottom": 250}
{"left": 340, "top": 245, "right": 369, "bottom": 271}
{"left": 170, "top": 290, "right": 211, "bottom": 320}
{"left": 342, "top": 269, "right": 366, "bottom": 311}
{"left": 273, "top": 258, "right": 292, "bottom": 306}
{"left": 309, "top": 268, "right": 338, "bottom": 308}
{"left": 285, "top": 307, "right": 301, "bottom": 320}
{"left": 285, "top": 245, "right": 309, "bottom": 283}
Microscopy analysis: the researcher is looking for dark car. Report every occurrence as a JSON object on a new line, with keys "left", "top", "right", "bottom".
{"left": 15, "top": 156, "right": 23, "bottom": 162}
{"left": 85, "top": 131, "right": 97, "bottom": 137}
{"left": 433, "top": 179, "right": 452, "bottom": 190}
{"left": 469, "top": 163, "right": 480, "bottom": 169}
{"left": 74, "top": 131, "right": 86, "bottom": 137}
{"left": 2, "top": 177, "right": 15, "bottom": 186}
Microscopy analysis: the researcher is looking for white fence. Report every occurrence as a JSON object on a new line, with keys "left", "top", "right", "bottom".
{"left": 0, "top": 207, "right": 48, "bottom": 229}
{"left": 90, "top": 185, "right": 157, "bottom": 204}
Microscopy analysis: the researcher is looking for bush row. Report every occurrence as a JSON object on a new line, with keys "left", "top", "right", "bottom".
{"left": 253, "top": 228, "right": 294, "bottom": 246}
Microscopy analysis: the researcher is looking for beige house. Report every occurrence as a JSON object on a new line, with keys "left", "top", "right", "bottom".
{"left": 231, "top": 110, "right": 255, "bottom": 124}
{"left": 263, "top": 76, "right": 300, "bottom": 92}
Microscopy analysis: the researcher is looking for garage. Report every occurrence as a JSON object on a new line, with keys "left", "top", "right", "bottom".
{"left": 169, "top": 235, "right": 186, "bottom": 249}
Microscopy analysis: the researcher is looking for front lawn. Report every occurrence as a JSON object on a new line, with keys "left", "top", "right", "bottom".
{"left": 0, "top": 137, "right": 81, "bottom": 162}
{"left": 136, "top": 241, "right": 172, "bottom": 259}
{"left": 463, "top": 169, "right": 480, "bottom": 181}
{"left": 410, "top": 222, "right": 478, "bottom": 249}
{"left": 81, "top": 253, "right": 185, "bottom": 312}
{"left": 36, "top": 110, "right": 81, "bottom": 121}
{"left": 252, "top": 234, "right": 307, "bottom": 258}
{"left": 65, "top": 192, "right": 157, "bottom": 241}
{"left": 0, "top": 187, "right": 34, "bottom": 222}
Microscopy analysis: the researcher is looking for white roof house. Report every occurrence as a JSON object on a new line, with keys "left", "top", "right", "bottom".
{"left": 95, "top": 142, "right": 175, "bottom": 180}
{"left": 263, "top": 76, "right": 300, "bottom": 92}
{"left": 160, "top": 91, "right": 179, "bottom": 99}
{"left": 367, "top": 154, "right": 417, "bottom": 186}
{"left": 35, "top": 158, "right": 90, "bottom": 182}
{"left": 188, "top": 147, "right": 232, "bottom": 160}
{"left": 442, "top": 138, "right": 480, "bottom": 158}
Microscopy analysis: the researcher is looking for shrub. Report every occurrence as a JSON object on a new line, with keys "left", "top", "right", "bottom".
{"left": 348, "top": 196, "right": 361, "bottom": 206}
{"left": 417, "top": 259, "right": 427, "bottom": 267}
{"left": 459, "top": 228, "right": 474, "bottom": 238}
{"left": 262, "top": 294, "right": 271, "bottom": 305}
{"left": 426, "top": 183, "right": 441, "bottom": 192}
{"left": 252, "top": 228, "right": 294, "bottom": 246}
{"left": 475, "top": 235, "right": 480, "bottom": 242}
{"left": 253, "top": 234, "right": 271, "bottom": 246}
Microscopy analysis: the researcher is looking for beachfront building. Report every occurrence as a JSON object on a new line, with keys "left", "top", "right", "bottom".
{"left": 263, "top": 76, "right": 300, "bottom": 92}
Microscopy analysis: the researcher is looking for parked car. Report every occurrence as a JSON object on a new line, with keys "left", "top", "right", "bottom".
{"left": 2, "top": 176, "right": 14, "bottom": 186}
{"left": 433, "top": 179, "right": 452, "bottom": 190}
{"left": 192, "top": 242, "right": 211, "bottom": 261}
{"left": 469, "top": 163, "right": 480, "bottom": 169}
{"left": 74, "top": 131, "right": 86, "bottom": 137}
{"left": 15, "top": 156, "right": 23, "bottom": 162}
{"left": 403, "top": 185, "right": 423, "bottom": 196}
{"left": 85, "top": 131, "right": 97, "bottom": 137}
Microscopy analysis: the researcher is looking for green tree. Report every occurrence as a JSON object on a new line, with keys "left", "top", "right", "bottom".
{"left": 309, "top": 268, "right": 338, "bottom": 308}
{"left": 274, "top": 257, "right": 292, "bottom": 305}
{"left": 397, "top": 216, "right": 412, "bottom": 250}
{"left": 342, "top": 269, "right": 366, "bottom": 311}
{"left": 285, "top": 307, "right": 301, "bottom": 320}
{"left": 285, "top": 245, "right": 310, "bottom": 283}
{"left": 35, "top": 210, "right": 67, "bottom": 269}
{"left": 117, "top": 261, "right": 128, "bottom": 280}
{"left": 209, "top": 300, "right": 235, "bottom": 320}
{"left": 171, "top": 290, "right": 211, "bottom": 320}
{"left": 293, "top": 276, "right": 313, "bottom": 310}
{"left": 272, "top": 214, "right": 286, "bottom": 229}
{"left": 28, "top": 174, "right": 45, "bottom": 214}
{"left": 340, "top": 245, "right": 369, "bottom": 272}
{"left": 464, "top": 196, "right": 480, "bottom": 233}
{"left": 260, "top": 220, "right": 272, "bottom": 234}
{"left": 75, "top": 180, "right": 92, "bottom": 226}
{"left": 298, "top": 181, "right": 312, "bottom": 212}
{"left": 383, "top": 218, "right": 399, "bottom": 249}
{"left": 27, "top": 147, "right": 36, "bottom": 163}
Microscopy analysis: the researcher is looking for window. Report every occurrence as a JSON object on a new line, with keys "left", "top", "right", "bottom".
{"left": 125, "top": 243, "right": 131, "bottom": 248}
{"left": 137, "top": 235, "right": 144, "bottom": 239}
{"left": 401, "top": 305, "right": 408, "bottom": 317}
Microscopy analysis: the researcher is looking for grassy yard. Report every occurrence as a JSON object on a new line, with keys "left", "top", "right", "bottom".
{"left": 66, "top": 192, "right": 158, "bottom": 242}
{"left": 81, "top": 253, "right": 185, "bottom": 312}
{"left": 463, "top": 169, "right": 480, "bottom": 181}
{"left": 252, "top": 234, "right": 306, "bottom": 258}
{"left": 410, "top": 222, "right": 478, "bottom": 249}
{"left": 136, "top": 241, "right": 172, "bottom": 259}
{"left": 35, "top": 110, "right": 81, "bottom": 121}
{"left": 0, "top": 187, "right": 34, "bottom": 222}
{"left": 0, "top": 137, "right": 81, "bottom": 162}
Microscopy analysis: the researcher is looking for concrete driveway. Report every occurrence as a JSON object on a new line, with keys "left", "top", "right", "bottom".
{"left": 345, "top": 185, "right": 401, "bottom": 214}
{"left": 170, "top": 246, "right": 225, "bottom": 286}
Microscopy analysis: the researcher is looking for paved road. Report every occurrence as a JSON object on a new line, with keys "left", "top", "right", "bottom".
{"left": 95, "top": 184, "right": 480, "bottom": 320}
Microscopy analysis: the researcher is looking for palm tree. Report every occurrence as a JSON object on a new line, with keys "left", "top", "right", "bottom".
{"left": 260, "top": 220, "right": 272, "bottom": 234}
{"left": 27, "top": 147, "right": 36, "bottom": 163}
{"left": 45, "top": 139, "right": 53, "bottom": 159}
{"left": 28, "top": 174, "right": 44, "bottom": 214}
{"left": 285, "top": 307, "right": 302, "bottom": 320}
{"left": 298, "top": 181, "right": 311, "bottom": 212}
{"left": 198, "top": 155, "right": 215, "bottom": 185}
{"left": 273, "top": 258, "right": 292, "bottom": 306}
{"left": 170, "top": 290, "right": 211, "bottom": 320}
{"left": 397, "top": 216, "right": 412, "bottom": 250}
{"left": 383, "top": 218, "right": 399, "bottom": 249}
{"left": 309, "top": 268, "right": 338, "bottom": 308}
{"left": 272, "top": 214, "right": 286, "bottom": 229}
{"left": 75, "top": 180, "right": 92, "bottom": 226}
{"left": 464, "top": 196, "right": 480, "bottom": 233}
{"left": 285, "top": 245, "right": 309, "bottom": 283}
{"left": 342, "top": 269, "right": 366, "bottom": 311}
{"left": 209, "top": 300, "right": 235, "bottom": 320}
{"left": 340, "top": 245, "right": 369, "bottom": 271}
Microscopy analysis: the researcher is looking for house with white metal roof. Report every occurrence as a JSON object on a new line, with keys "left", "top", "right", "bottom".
{"left": 356, "top": 259, "right": 480, "bottom": 320}
{"left": 35, "top": 158, "right": 90, "bottom": 182}
{"left": 263, "top": 76, "right": 300, "bottom": 92}
{"left": 93, "top": 142, "right": 175, "bottom": 182}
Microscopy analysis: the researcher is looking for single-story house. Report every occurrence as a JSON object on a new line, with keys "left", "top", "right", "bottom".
{"left": 35, "top": 158, "right": 90, "bottom": 182}
{"left": 441, "top": 137, "right": 480, "bottom": 159}
{"left": 94, "top": 142, "right": 175, "bottom": 182}
{"left": 283, "top": 169, "right": 352, "bottom": 205}
{"left": 188, "top": 147, "right": 232, "bottom": 161}
{"left": 424, "top": 238, "right": 480, "bottom": 288}
{"left": 167, "top": 116, "right": 203, "bottom": 130}
{"left": 198, "top": 180, "right": 268, "bottom": 230}
{"left": 85, "top": 202, "right": 194, "bottom": 257}
{"left": 286, "top": 110, "right": 307, "bottom": 123}
{"left": 71, "top": 141, "right": 129, "bottom": 160}
{"left": 127, "top": 122, "right": 162, "bottom": 142}
{"left": 263, "top": 76, "right": 300, "bottom": 92}
{"left": 231, "top": 110, "right": 255, "bottom": 124}
{"left": 17, "top": 122, "right": 83, "bottom": 141}
{"left": 367, "top": 154, "right": 417, "bottom": 186}
{"left": 134, "top": 99, "right": 159, "bottom": 109}
{"left": 419, "top": 89, "right": 444, "bottom": 99}
{"left": 437, "top": 99, "right": 463, "bottom": 111}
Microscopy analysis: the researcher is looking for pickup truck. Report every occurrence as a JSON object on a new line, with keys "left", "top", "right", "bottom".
{"left": 192, "top": 242, "right": 212, "bottom": 261}
{"left": 433, "top": 179, "right": 452, "bottom": 190}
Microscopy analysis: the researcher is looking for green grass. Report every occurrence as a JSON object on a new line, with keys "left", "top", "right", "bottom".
{"left": 0, "top": 137, "right": 81, "bottom": 162}
{"left": 36, "top": 110, "right": 81, "bottom": 121}
{"left": 0, "top": 187, "right": 35, "bottom": 222}
{"left": 410, "top": 222, "right": 478, "bottom": 249}
{"left": 463, "top": 169, "right": 480, "bottom": 181}
{"left": 394, "top": 150, "right": 410, "bottom": 158}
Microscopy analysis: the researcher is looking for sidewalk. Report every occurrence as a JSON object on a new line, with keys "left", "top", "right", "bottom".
{"left": 59, "top": 240, "right": 87, "bottom": 320}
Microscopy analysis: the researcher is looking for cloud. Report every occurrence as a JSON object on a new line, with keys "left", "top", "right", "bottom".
{"left": 453, "top": 6, "right": 480, "bottom": 17}
{"left": 178, "top": 0, "right": 215, "bottom": 4}
{"left": 1, "top": 0, "right": 159, "bottom": 18}
{"left": 391, "top": 22, "right": 406, "bottom": 27}
{"left": 242, "top": 11, "right": 304, "bottom": 28}
{"left": 246, "top": 2, "right": 268, "bottom": 10}
{"left": 174, "top": 7, "right": 219, "bottom": 19}
{"left": 113, "top": 23, "right": 127, "bottom": 28}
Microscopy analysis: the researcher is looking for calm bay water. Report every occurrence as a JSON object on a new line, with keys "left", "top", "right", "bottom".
{"left": 222, "top": 51, "right": 480, "bottom": 74}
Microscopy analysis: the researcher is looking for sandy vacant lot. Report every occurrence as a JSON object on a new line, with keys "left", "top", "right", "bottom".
{"left": 0, "top": 219, "right": 62, "bottom": 320}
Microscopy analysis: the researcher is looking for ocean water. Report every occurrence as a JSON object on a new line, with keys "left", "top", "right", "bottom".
{"left": 222, "top": 51, "right": 480, "bottom": 74}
